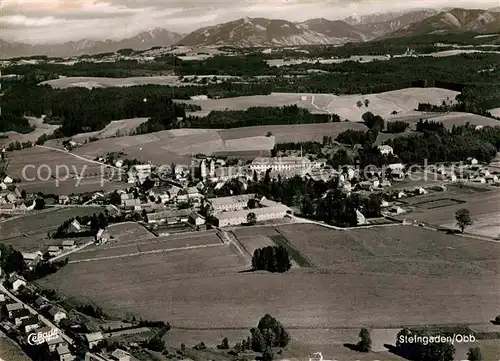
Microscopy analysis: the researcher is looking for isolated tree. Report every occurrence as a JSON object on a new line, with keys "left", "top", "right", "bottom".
{"left": 467, "top": 347, "right": 483, "bottom": 361}
{"left": 356, "top": 100, "right": 363, "bottom": 108}
{"left": 34, "top": 198, "right": 45, "bottom": 210}
{"left": 455, "top": 208, "right": 473, "bottom": 233}
{"left": 364, "top": 99, "right": 370, "bottom": 107}
{"left": 247, "top": 212, "right": 257, "bottom": 225}
{"left": 495, "top": 315, "right": 500, "bottom": 324}
{"left": 357, "top": 328, "right": 371, "bottom": 352}
{"left": 266, "top": 131, "right": 273, "bottom": 137}
{"left": 218, "top": 337, "right": 229, "bottom": 350}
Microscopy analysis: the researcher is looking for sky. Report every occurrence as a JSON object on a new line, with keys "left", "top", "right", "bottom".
{"left": 1, "top": 0, "right": 499, "bottom": 44}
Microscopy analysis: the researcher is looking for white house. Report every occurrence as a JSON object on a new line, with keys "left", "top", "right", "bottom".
{"left": 85, "top": 332, "right": 104, "bottom": 349}
{"left": 6, "top": 303, "right": 24, "bottom": 318}
{"left": 61, "top": 240, "right": 76, "bottom": 250}
{"left": 8, "top": 274, "right": 27, "bottom": 291}
{"left": 110, "top": 348, "right": 131, "bottom": 361}
{"left": 466, "top": 157, "right": 478, "bottom": 166}
{"left": 378, "top": 145, "right": 393, "bottom": 155}
{"left": 189, "top": 212, "right": 206, "bottom": 226}
{"left": 58, "top": 195, "right": 70, "bottom": 205}
{"left": 12, "top": 308, "right": 31, "bottom": 325}
{"left": 3, "top": 176, "right": 13, "bottom": 184}
{"left": 21, "top": 316, "right": 40, "bottom": 333}
{"left": 68, "top": 220, "right": 82, "bottom": 233}
{"left": 48, "top": 306, "right": 67, "bottom": 324}
{"left": 57, "top": 344, "right": 75, "bottom": 361}
{"left": 356, "top": 210, "right": 367, "bottom": 225}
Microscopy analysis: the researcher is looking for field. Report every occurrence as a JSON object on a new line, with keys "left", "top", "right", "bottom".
{"left": 0, "top": 334, "right": 32, "bottom": 361}
{"left": 182, "top": 88, "right": 460, "bottom": 122}
{"left": 66, "top": 122, "right": 369, "bottom": 166}
{"left": 401, "top": 188, "right": 500, "bottom": 238}
{"left": 275, "top": 223, "right": 500, "bottom": 277}
{"left": 490, "top": 107, "right": 500, "bottom": 118}
{"left": 106, "top": 222, "right": 154, "bottom": 243}
{"left": 68, "top": 230, "right": 224, "bottom": 262}
{"left": 387, "top": 111, "right": 500, "bottom": 129}
{"left": 6, "top": 146, "right": 126, "bottom": 195}
{"left": 0, "top": 206, "right": 103, "bottom": 251}
{"left": 67, "top": 118, "right": 149, "bottom": 142}
{"left": 38, "top": 222, "right": 500, "bottom": 348}
{"left": 218, "top": 123, "right": 368, "bottom": 143}
{"left": 40, "top": 75, "right": 204, "bottom": 89}
{"left": 0, "top": 117, "right": 59, "bottom": 144}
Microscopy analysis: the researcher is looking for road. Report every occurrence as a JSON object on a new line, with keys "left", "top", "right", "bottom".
{"left": 49, "top": 241, "right": 95, "bottom": 263}
{"left": 0, "top": 285, "right": 74, "bottom": 345}
{"left": 35, "top": 145, "right": 120, "bottom": 171}
{"left": 68, "top": 242, "right": 225, "bottom": 264}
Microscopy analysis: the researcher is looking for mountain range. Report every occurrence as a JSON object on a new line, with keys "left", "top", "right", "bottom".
{"left": 1, "top": 8, "right": 499, "bottom": 59}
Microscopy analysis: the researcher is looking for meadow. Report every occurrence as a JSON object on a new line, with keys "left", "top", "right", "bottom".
{"left": 37, "top": 223, "right": 500, "bottom": 344}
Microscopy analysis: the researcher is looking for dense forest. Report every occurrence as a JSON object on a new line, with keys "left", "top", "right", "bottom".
{"left": 386, "top": 124, "right": 500, "bottom": 164}
{"left": 2, "top": 49, "right": 500, "bottom": 135}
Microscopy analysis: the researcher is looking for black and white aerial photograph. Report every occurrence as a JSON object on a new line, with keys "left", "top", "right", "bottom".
{"left": 1, "top": 0, "right": 500, "bottom": 360}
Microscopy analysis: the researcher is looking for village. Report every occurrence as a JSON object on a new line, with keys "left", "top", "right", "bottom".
{"left": 1, "top": 138, "right": 500, "bottom": 360}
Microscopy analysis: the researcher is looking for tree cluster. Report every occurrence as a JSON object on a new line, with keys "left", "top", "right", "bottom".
{"left": 251, "top": 246, "right": 291, "bottom": 273}
{"left": 250, "top": 314, "right": 290, "bottom": 352}
{"left": 387, "top": 124, "right": 500, "bottom": 164}
{"left": 386, "top": 121, "right": 409, "bottom": 133}
{"left": 395, "top": 328, "right": 455, "bottom": 361}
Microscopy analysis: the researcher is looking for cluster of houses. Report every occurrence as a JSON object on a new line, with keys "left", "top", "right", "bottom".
{"left": 0, "top": 283, "right": 73, "bottom": 361}
{"left": 85, "top": 347, "right": 135, "bottom": 361}
{"left": 0, "top": 182, "right": 33, "bottom": 214}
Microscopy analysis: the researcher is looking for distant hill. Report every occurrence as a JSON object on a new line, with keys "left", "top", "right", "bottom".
{"left": 387, "top": 8, "right": 500, "bottom": 37}
{"left": 0, "top": 28, "right": 183, "bottom": 59}
{"left": 2, "top": 7, "right": 499, "bottom": 58}
{"left": 177, "top": 17, "right": 368, "bottom": 47}
{"left": 348, "top": 9, "right": 441, "bottom": 37}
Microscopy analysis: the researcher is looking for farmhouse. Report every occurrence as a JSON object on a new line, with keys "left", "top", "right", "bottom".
{"left": 48, "top": 306, "right": 67, "bottom": 323}
{"left": 378, "top": 145, "right": 394, "bottom": 155}
{"left": 12, "top": 308, "right": 31, "bottom": 325}
{"left": 6, "top": 303, "right": 24, "bottom": 318}
{"left": 147, "top": 209, "right": 191, "bottom": 224}
{"left": 189, "top": 212, "right": 206, "bottom": 226}
{"left": 58, "top": 195, "right": 69, "bottom": 205}
{"left": 250, "top": 156, "right": 311, "bottom": 173}
{"left": 57, "top": 344, "right": 75, "bottom": 361}
{"left": 22, "top": 251, "right": 42, "bottom": 266}
{"left": 85, "top": 332, "right": 104, "bottom": 349}
{"left": 8, "top": 274, "right": 27, "bottom": 291}
{"left": 61, "top": 240, "right": 76, "bottom": 250}
{"left": 47, "top": 336, "right": 66, "bottom": 352}
{"left": 123, "top": 198, "right": 141, "bottom": 209}
{"left": 95, "top": 229, "right": 110, "bottom": 244}
{"left": 48, "top": 246, "right": 62, "bottom": 257}
{"left": 132, "top": 164, "right": 152, "bottom": 184}
{"left": 67, "top": 220, "right": 82, "bottom": 233}
{"left": 466, "top": 157, "right": 479, "bottom": 165}
{"left": 208, "top": 194, "right": 256, "bottom": 212}
{"left": 20, "top": 316, "right": 40, "bottom": 333}
{"left": 110, "top": 348, "right": 132, "bottom": 361}
{"left": 215, "top": 204, "right": 290, "bottom": 227}
{"left": 105, "top": 204, "right": 121, "bottom": 217}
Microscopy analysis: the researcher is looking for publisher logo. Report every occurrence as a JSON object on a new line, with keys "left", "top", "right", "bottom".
{"left": 27, "top": 329, "right": 59, "bottom": 346}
